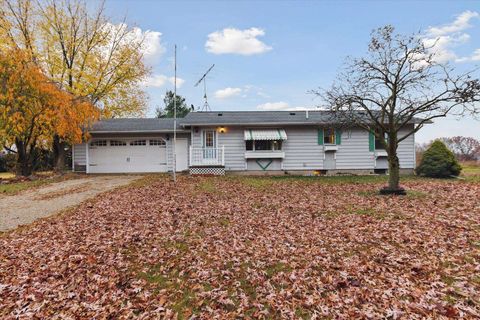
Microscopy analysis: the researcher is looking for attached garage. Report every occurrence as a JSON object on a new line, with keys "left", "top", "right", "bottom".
{"left": 72, "top": 118, "right": 190, "bottom": 174}
{"left": 88, "top": 138, "right": 168, "bottom": 173}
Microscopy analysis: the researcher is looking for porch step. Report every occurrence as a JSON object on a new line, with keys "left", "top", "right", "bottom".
{"left": 189, "top": 166, "right": 225, "bottom": 176}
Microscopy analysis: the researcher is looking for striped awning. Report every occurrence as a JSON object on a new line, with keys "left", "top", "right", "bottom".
{"left": 244, "top": 129, "right": 287, "bottom": 141}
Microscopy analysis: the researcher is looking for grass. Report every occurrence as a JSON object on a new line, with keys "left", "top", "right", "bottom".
{"left": 0, "top": 172, "right": 15, "bottom": 179}
{"left": 460, "top": 161, "right": 480, "bottom": 182}
{"left": 0, "top": 174, "right": 77, "bottom": 195}
{"left": 265, "top": 262, "right": 292, "bottom": 278}
{"left": 196, "top": 180, "right": 217, "bottom": 193}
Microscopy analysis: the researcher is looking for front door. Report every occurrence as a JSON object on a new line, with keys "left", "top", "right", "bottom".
{"left": 203, "top": 129, "right": 217, "bottom": 160}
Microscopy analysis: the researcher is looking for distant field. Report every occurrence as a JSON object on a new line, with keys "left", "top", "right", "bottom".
{"left": 461, "top": 161, "right": 480, "bottom": 176}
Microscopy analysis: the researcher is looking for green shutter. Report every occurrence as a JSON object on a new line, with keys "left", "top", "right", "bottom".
{"left": 318, "top": 129, "right": 324, "bottom": 145}
{"left": 335, "top": 129, "right": 342, "bottom": 145}
{"left": 369, "top": 131, "right": 375, "bottom": 152}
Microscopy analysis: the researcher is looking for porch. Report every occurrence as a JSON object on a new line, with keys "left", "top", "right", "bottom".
{"left": 189, "top": 146, "right": 225, "bottom": 175}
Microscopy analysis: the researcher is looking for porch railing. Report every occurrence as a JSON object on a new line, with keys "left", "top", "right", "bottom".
{"left": 189, "top": 146, "right": 225, "bottom": 166}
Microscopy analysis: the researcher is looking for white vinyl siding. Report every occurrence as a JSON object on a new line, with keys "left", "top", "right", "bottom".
{"left": 282, "top": 126, "right": 324, "bottom": 170}
{"left": 397, "top": 126, "right": 415, "bottom": 169}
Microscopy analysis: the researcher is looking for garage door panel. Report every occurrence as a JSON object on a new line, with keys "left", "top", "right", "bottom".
{"left": 88, "top": 140, "right": 168, "bottom": 173}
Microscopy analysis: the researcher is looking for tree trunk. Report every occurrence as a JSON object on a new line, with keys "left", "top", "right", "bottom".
{"left": 380, "top": 140, "right": 406, "bottom": 195}
{"left": 53, "top": 134, "right": 65, "bottom": 173}
{"left": 387, "top": 154, "right": 400, "bottom": 190}
{"left": 15, "top": 139, "right": 33, "bottom": 177}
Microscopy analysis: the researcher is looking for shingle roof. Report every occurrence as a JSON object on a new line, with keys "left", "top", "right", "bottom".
{"left": 181, "top": 111, "right": 336, "bottom": 126}
{"left": 89, "top": 118, "right": 185, "bottom": 133}
{"left": 88, "top": 111, "right": 429, "bottom": 132}
{"left": 181, "top": 111, "right": 429, "bottom": 126}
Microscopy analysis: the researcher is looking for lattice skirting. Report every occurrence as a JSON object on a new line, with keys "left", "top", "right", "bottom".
{"left": 189, "top": 166, "right": 225, "bottom": 175}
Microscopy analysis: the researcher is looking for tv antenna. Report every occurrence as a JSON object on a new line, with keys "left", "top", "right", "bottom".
{"left": 194, "top": 64, "right": 215, "bottom": 112}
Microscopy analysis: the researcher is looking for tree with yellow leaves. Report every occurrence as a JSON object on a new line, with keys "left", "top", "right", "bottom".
{"left": 0, "top": 0, "right": 149, "bottom": 171}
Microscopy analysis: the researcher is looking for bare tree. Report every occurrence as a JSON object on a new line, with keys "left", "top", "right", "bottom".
{"left": 440, "top": 136, "right": 480, "bottom": 161}
{"left": 316, "top": 25, "right": 480, "bottom": 194}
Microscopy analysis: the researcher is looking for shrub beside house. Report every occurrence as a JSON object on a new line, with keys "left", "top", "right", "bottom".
{"left": 416, "top": 140, "right": 462, "bottom": 178}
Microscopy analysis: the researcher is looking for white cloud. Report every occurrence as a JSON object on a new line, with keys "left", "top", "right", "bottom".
{"left": 256, "top": 101, "right": 290, "bottom": 110}
{"left": 470, "top": 48, "right": 480, "bottom": 61}
{"left": 422, "top": 11, "right": 479, "bottom": 63}
{"left": 456, "top": 48, "right": 480, "bottom": 62}
{"left": 102, "top": 23, "right": 165, "bottom": 65}
{"left": 214, "top": 87, "right": 242, "bottom": 99}
{"left": 426, "top": 10, "right": 479, "bottom": 36}
{"left": 139, "top": 29, "right": 165, "bottom": 64}
{"left": 205, "top": 27, "right": 272, "bottom": 55}
{"left": 143, "top": 74, "right": 184, "bottom": 88}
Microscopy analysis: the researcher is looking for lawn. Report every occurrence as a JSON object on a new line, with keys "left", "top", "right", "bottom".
{"left": 0, "top": 172, "right": 80, "bottom": 195}
{"left": 0, "top": 174, "right": 479, "bottom": 318}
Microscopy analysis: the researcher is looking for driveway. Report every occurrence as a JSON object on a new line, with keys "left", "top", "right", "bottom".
{"left": 0, "top": 175, "right": 140, "bottom": 232}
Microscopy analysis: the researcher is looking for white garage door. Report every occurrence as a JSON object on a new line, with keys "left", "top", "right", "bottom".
{"left": 88, "top": 139, "right": 168, "bottom": 173}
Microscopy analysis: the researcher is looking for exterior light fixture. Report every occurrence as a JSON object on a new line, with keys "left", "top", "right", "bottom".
{"left": 219, "top": 127, "right": 226, "bottom": 133}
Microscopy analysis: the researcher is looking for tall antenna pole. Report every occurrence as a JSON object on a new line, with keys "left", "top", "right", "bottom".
{"left": 173, "top": 44, "right": 177, "bottom": 183}
{"left": 194, "top": 64, "right": 215, "bottom": 112}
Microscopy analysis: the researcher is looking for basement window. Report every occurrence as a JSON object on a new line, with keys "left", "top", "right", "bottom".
{"left": 130, "top": 140, "right": 146, "bottom": 146}
{"left": 110, "top": 140, "right": 127, "bottom": 146}
{"left": 149, "top": 139, "right": 166, "bottom": 146}
{"left": 90, "top": 140, "right": 107, "bottom": 147}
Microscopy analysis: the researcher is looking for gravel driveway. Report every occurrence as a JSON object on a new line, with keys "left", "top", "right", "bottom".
{"left": 0, "top": 175, "right": 140, "bottom": 232}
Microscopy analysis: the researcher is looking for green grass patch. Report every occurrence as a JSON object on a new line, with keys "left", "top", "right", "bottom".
{"left": 461, "top": 162, "right": 480, "bottom": 176}
{"left": 271, "top": 174, "right": 419, "bottom": 184}
{"left": 239, "top": 177, "right": 274, "bottom": 189}
{"left": 441, "top": 275, "right": 456, "bottom": 286}
{"left": 0, "top": 173, "right": 79, "bottom": 195}
{"left": 165, "top": 240, "right": 189, "bottom": 253}
{"left": 406, "top": 190, "right": 428, "bottom": 199}
{"left": 0, "top": 172, "right": 15, "bottom": 179}
{"left": 295, "top": 307, "right": 312, "bottom": 320}
{"left": 218, "top": 217, "right": 230, "bottom": 227}
{"left": 196, "top": 180, "right": 217, "bottom": 193}
{"left": 265, "top": 262, "right": 292, "bottom": 278}
{"left": 352, "top": 208, "right": 378, "bottom": 216}
{"left": 138, "top": 265, "right": 198, "bottom": 319}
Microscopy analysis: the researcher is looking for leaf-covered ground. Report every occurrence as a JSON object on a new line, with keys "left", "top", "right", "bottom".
{"left": 0, "top": 175, "right": 479, "bottom": 319}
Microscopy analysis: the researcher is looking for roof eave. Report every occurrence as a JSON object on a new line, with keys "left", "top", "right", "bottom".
{"left": 90, "top": 129, "right": 188, "bottom": 134}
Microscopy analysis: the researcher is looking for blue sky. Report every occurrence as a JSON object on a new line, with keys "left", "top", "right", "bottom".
{"left": 100, "top": 0, "right": 480, "bottom": 143}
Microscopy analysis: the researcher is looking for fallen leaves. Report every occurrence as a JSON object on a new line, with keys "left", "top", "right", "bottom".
{"left": 0, "top": 176, "right": 479, "bottom": 319}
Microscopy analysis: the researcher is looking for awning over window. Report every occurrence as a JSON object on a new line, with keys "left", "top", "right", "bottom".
{"left": 244, "top": 129, "right": 287, "bottom": 141}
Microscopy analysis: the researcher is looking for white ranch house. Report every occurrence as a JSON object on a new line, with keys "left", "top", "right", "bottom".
{"left": 72, "top": 111, "right": 418, "bottom": 175}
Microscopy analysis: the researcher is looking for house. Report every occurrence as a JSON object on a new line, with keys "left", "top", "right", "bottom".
{"left": 72, "top": 111, "right": 417, "bottom": 175}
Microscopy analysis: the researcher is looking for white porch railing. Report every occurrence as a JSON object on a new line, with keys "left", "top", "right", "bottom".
{"left": 189, "top": 146, "right": 225, "bottom": 166}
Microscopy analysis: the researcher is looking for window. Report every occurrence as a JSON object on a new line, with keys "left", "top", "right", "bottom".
{"left": 203, "top": 130, "right": 216, "bottom": 148}
{"left": 324, "top": 128, "right": 336, "bottom": 145}
{"left": 90, "top": 140, "right": 107, "bottom": 147}
{"left": 130, "top": 140, "right": 146, "bottom": 146}
{"left": 149, "top": 139, "right": 166, "bottom": 146}
{"left": 375, "top": 130, "right": 388, "bottom": 150}
{"left": 110, "top": 140, "right": 126, "bottom": 146}
{"left": 245, "top": 140, "right": 283, "bottom": 151}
